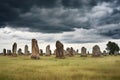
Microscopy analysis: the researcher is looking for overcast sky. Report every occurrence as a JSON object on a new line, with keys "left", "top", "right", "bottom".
{"left": 0, "top": 0, "right": 120, "bottom": 53}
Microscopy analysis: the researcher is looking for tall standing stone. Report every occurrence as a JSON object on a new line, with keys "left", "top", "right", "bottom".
{"left": 50, "top": 50, "right": 52, "bottom": 55}
{"left": 3, "top": 48, "right": 6, "bottom": 56}
{"left": 12, "top": 42, "right": 17, "bottom": 56}
{"left": 24, "top": 45, "right": 30, "bottom": 55}
{"left": 69, "top": 47, "right": 74, "bottom": 56}
{"left": 39, "top": 49, "right": 43, "bottom": 56}
{"left": 81, "top": 47, "right": 87, "bottom": 57}
{"left": 92, "top": 45, "right": 101, "bottom": 57}
{"left": 45, "top": 45, "right": 51, "bottom": 56}
{"left": 56, "top": 41, "right": 65, "bottom": 58}
{"left": 31, "top": 39, "right": 40, "bottom": 59}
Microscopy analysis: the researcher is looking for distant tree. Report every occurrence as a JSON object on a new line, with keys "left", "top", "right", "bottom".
{"left": 106, "top": 41, "right": 120, "bottom": 55}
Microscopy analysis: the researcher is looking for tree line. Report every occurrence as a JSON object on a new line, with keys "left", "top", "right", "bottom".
{"left": 106, "top": 41, "right": 120, "bottom": 55}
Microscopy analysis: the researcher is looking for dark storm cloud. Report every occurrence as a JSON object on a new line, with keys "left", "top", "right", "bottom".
{"left": 99, "top": 9, "right": 120, "bottom": 25}
{"left": 102, "top": 29, "right": 120, "bottom": 39}
{"left": 0, "top": 0, "right": 120, "bottom": 40}
{"left": 0, "top": 0, "right": 57, "bottom": 23}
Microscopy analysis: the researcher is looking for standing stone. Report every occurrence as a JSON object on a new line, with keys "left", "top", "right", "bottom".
{"left": 50, "top": 50, "right": 52, "bottom": 55}
{"left": 73, "top": 50, "right": 77, "bottom": 56}
{"left": 12, "top": 42, "right": 17, "bottom": 56}
{"left": 31, "top": 39, "right": 40, "bottom": 59}
{"left": 77, "top": 49, "right": 79, "bottom": 53}
{"left": 3, "top": 48, "right": 6, "bottom": 56}
{"left": 66, "top": 48, "right": 71, "bottom": 55}
{"left": 24, "top": 45, "right": 30, "bottom": 55}
{"left": 39, "top": 49, "right": 43, "bottom": 56}
{"left": 45, "top": 45, "right": 51, "bottom": 56}
{"left": 103, "top": 50, "right": 109, "bottom": 56}
{"left": 76, "top": 49, "right": 79, "bottom": 55}
{"left": 81, "top": 47, "right": 87, "bottom": 57}
{"left": 114, "top": 51, "right": 119, "bottom": 56}
{"left": 66, "top": 47, "right": 74, "bottom": 56}
{"left": 92, "top": 45, "right": 101, "bottom": 57}
{"left": 69, "top": 47, "right": 74, "bottom": 56}
{"left": 56, "top": 41, "right": 65, "bottom": 58}
{"left": 18, "top": 48, "right": 23, "bottom": 55}
{"left": 7, "top": 50, "right": 12, "bottom": 55}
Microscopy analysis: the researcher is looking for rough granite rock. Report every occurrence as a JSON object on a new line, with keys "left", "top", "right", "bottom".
{"left": 81, "top": 47, "right": 87, "bottom": 57}
{"left": 31, "top": 39, "right": 40, "bottom": 59}
{"left": 3, "top": 48, "right": 6, "bottom": 56}
{"left": 24, "top": 45, "right": 30, "bottom": 55}
{"left": 56, "top": 41, "right": 65, "bottom": 58}
{"left": 12, "top": 42, "right": 17, "bottom": 57}
{"left": 92, "top": 45, "right": 101, "bottom": 57}
{"left": 7, "top": 50, "right": 12, "bottom": 55}
{"left": 39, "top": 49, "right": 43, "bottom": 56}
{"left": 45, "top": 45, "right": 51, "bottom": 56}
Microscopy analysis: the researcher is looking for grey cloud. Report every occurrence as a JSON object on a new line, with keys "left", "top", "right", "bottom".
{"left": 97, "top": 23, "right": 120, "bottom": 39}
{"left": 0, "top": 0, "right": 120, "bottom": 41}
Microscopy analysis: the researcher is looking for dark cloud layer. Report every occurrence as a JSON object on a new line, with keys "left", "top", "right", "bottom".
{"left": 0, "top": 0, "right": 120, "bottom": 39}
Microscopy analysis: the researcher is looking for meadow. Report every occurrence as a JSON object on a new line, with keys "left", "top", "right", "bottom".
{"left": 0, "top": 55, "right": 120, "bottom": 80}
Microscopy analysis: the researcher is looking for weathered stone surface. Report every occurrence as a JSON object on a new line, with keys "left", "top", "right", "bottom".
{"left": 3, "top": 48, "right": 6, "bottom": 56}
{"left": 50, "top": 50, "right": 52, "bottom": 55}
{"left": 69, "top": 47, "right": 74, "bottom": 56}
{"left": 81, "top": 47, "right": 87, "bottom": 57}
{"left": 66, "top": 47, "right": 74, "bottom": 56}
{"left": 55, "top": 41, "right": 65, "bottom": 58}
{"left": 12, "top": 42, "right": 17, "bottom": 56}
{"left": 39, "top": 49, "right": 43, "bottom": 56}
{"left": 102, "top": 50, "right": 106, "bottom": 56}
{"left": 114, "top": 51, "right": 119, "bottom": 56}
{"left": 73, "top": 49, "right": 77, "bottom": 55}
{"left": 66, "top": 48, "right": 71, "bottom": 55}
{"left": 7, "top": 50, "right": 12, "bottom": 55}
{"left": 18, "top": 48, "right": 23, "bottom": 55}
{"left": 31, "top": 39, "right": 40, "bottom": 59}
{"left": 76, "top": 49, "right": 79, "bottom": 55}
{"left": 76, "top": 49, "right": 79, "bottom": 53}
{"left": 24, "top": 45, "right": 30, "bottom": 55}
{"left": 92, "top": 45, "right": 101, "bottom": 57}
{"left": 45, "top": 45, "right": 51, "bottom": 56}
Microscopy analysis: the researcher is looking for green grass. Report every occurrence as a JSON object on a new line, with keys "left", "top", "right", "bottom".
{"left": 0, "top": 55, "right": 120, "bottom": 80}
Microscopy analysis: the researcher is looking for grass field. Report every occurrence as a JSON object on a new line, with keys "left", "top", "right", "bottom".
{"left": 0, "top": 55, "right": 120, "bottom": 80}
